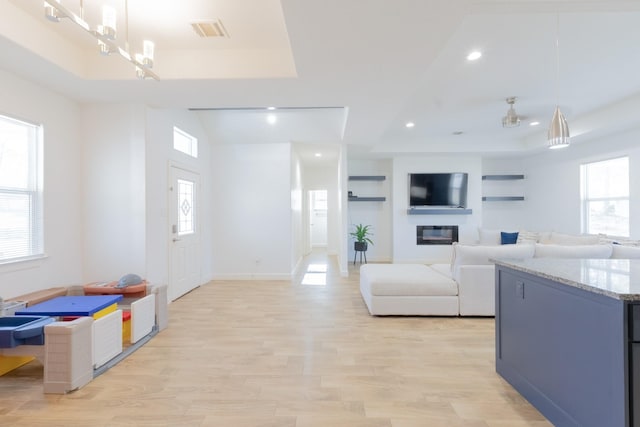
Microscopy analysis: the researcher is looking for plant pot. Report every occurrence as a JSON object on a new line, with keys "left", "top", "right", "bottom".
{"left": 354, "top": 241, "right": 368, "bottom": 252}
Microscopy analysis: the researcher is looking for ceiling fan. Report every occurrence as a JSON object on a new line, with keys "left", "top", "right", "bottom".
{"left": 502, "top": 97, "right": 521, "bottom": 128}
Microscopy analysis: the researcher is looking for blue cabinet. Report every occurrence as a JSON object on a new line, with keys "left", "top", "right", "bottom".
{"left": 496, "top": 265, "right": 631, "bottom": 426}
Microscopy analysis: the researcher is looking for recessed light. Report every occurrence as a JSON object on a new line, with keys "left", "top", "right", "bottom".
{"left": 452, "top": 131, "right": 464, "bottom": 135}
{"left": 267, "top": 106, "right": 276, "bottom": 110}
{"left": 529, "top": 121, "right": 540, "bottom": 126}
{"left": 267, "top": 114, "right": 277, "bottom": 125}
{"left": 405, "top": 122, "right": 415, "bottom": 128}
{"left": 467, "top": 51, "right": 482, "bottom": 61}
{"left": 314, "top": 153, "right": 322, "bottom": 157}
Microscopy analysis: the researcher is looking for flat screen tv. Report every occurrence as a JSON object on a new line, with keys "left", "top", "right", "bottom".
{"left": 409, "top": 173, "right": 469, "bottom": 208}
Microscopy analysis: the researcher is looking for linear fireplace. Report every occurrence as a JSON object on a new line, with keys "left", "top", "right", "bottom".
{"left": 416, "top": 225, "right": 459, "bottom": 245}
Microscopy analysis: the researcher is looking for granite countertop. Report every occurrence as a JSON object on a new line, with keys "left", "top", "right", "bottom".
{"left": 493, "top": 258, "right": 640, "bottom": 301}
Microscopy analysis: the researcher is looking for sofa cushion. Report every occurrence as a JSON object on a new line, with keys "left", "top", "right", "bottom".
{"left": 451, "top": 244, "right": 535, "bottom": 282}
{"left": 610, "top": 245, "right": 640, "bottom": 259}
{"left": 544, "top": 232, "right": 600, "bottom": 245}
{"left": 534, "top": 243, "right": 613, "bottom": 258}
{"left": 360, "top": 264, "right": 457, "bottom": 296}
{"left": 430, "top": 263, "right": 453, "bottom": 279}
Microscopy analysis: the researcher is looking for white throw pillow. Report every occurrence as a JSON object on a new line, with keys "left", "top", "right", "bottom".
{"left": 517, "top": 230, "right": 539, "bottom": 244}
{"left": 534, "top": 244, "right": 613, "bottom": 258}
{"left": 611, "top": 245, "right": 640, "bottom": 259}
{"left": 548, "top": 232, "right": 600, "bottom": 245}
{"left": 477, "top": 228, "right": 501, "bottom": 245}
{"left": 538, "top": 231, "right": 553, "bottom": 244}
{"left": 451, "top": 244, "right": 535, "bottom": 282}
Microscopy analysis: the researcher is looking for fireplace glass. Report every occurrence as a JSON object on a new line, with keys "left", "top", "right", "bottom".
{"left": 416, "top": 225, "right": 459, "bottom": 245}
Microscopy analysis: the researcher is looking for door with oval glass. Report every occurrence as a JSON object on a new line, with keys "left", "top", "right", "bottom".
{"left": 169, "top": 165, "right": 201, "bottom": 301}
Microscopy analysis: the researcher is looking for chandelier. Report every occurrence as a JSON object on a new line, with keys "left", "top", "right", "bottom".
{"left": 43, "top": 0, "right": 159, "bottom": 80}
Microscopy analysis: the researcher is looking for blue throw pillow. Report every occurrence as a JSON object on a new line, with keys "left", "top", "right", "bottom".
{"left": 501, "top": 231, "right": 519, "bottom": 245}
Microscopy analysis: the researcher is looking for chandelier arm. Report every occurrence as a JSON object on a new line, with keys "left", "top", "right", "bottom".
{"left": 43, "top": 0, "right": 159, "bottom": 80}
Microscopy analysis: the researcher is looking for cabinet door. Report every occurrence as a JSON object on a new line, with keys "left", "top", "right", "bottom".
{"left": 633, "top": 343, "right": 640, "bottom": 427}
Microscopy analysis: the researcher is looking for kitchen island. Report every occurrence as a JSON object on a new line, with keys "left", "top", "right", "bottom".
{"left": 495, "top": 258, "right": 640, "bottom": 427}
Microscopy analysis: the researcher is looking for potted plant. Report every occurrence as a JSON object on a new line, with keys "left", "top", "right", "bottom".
{"left": 350, "top": 224, "right": 374, "bottom": 252}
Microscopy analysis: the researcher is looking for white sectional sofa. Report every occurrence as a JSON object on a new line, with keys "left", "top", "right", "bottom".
{"left": 359, "top": 230, "right": 640, "bottom": 317}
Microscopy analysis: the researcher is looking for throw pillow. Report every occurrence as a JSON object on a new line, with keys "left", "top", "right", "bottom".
{"left": 501, "top": 231, "right": 519, "bottom": 245}
{"left": 478, "top": 228, "right": 501, "bottom": 245}
{"left": 517, "top": 230, "right": 540, "bottom": 244}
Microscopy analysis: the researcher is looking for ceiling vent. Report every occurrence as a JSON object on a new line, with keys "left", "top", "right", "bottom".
{"left": 502, "top": 97, "right": 521, "bottom": 128}
{"left": 191, "top": 20, "right": 229, "bottom": 38}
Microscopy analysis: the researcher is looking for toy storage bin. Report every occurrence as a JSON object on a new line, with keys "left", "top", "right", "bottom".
{"left": 83, "top": 281, "right": 147, "bottom": 298}
{"left": 0, "top": 316, "right": 54, "bottom": 348}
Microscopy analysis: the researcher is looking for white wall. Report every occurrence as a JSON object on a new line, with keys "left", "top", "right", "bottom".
{"left": 392, "top": 155, "right": 482, "bottom": 263}
{"left": 80, "top": 104, "right": 147, "bottom": 281}
{"left": 0, "top": 69, "right": 83, "bottom": 299}
{"left": 347, "top": 159, "right": 392, "bottom": 263}
{"left": 145, "top": 108, "right": 214, "bottom": 287}
{"left": 210, "top": 143, "right": 293, "bottom": 279}
{"left": 520, "top": 129, "right": 640, "bottom": 237}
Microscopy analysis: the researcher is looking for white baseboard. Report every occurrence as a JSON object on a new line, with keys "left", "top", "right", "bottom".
{"left": 210, "top": 273, "right": 292, "bottom": 281}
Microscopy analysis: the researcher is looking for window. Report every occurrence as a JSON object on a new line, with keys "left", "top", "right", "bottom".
{"left": 580, "top": 156, "right": 629, "bottom": 236}
{"left": 0, "top": 114, "right": 43, "bottom": 263}
{"left": 173, "top": 127, "right": 198, "bottom": 158}
{"left": 177, "top": 178, "right": 194, "bottom": 236}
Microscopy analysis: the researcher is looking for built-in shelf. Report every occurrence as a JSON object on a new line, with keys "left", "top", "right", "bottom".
{"left": 348, "top": 175, "right": 386, "bottom": 181}
{"left": 348, "top": 175, "right": 386, "bottom": 202}
{"left": 349, "top": 196, "right": 386, "bottom": 202}
{"left": 482, "top": 174, "right": 525, "bottom": 180}
{"left": 482, "top": 196, "right": 525, "bottom": 202}
{"left": 482, "top": 174, "right": 525, "bottom": 202}
{"left": 407, "top": 208, "right": 473, "bottom": 215}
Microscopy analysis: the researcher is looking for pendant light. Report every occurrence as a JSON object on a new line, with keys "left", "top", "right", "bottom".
{"left": 547, "top": 13, "right": 570, "bottom": 149}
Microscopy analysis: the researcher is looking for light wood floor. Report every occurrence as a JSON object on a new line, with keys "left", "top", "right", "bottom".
{"left": 0, "top": 251, "right": 551, "bottom": 427}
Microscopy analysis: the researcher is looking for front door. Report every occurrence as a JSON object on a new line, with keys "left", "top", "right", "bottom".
{"left": 169, "top": 165, "right": 201, "bottom": 301}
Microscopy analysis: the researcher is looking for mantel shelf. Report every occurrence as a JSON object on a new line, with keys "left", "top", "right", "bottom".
{"left": 407, "top": 208, "right": 473, "bottom": 215}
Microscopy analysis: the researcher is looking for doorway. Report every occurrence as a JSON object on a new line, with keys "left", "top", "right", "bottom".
{"left": 168, "top": 165, "right": 201, "bottom": 301}
{"left": 309, "top": 190, "right": 328, "bottom": 248}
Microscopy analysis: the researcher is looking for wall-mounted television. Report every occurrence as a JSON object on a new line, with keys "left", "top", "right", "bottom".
{"left": 409, "top": 173, "right": 469, "bottom": 208}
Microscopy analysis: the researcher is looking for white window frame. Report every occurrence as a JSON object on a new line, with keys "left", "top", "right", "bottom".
{"left": 0, "top": 114, "right": 44, "bottom": 264}
{"left": 173, "top": 126, "right": 198, "bottom": 158}
{"left": 580, "top": 156, "right": 629, "bottom": 237}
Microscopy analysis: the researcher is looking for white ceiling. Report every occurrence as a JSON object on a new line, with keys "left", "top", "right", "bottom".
{"left": 2, "top": 0, "right": 640, "bottom": 164}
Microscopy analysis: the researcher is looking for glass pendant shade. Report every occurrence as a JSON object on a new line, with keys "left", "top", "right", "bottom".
{"left": 142, "top": 40, "right": 155, "bottom": 67}
{"left": 101, "top": 5, "right": 117, "bottom": 39}
{"left": 547, "top": 106, "right": 570, "bottom": 149}
{"left": 44, "top": 0, "right": 61, "bottom": 22}
{"left": 502, "top": 106, "right": 520, "bottom": 128}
